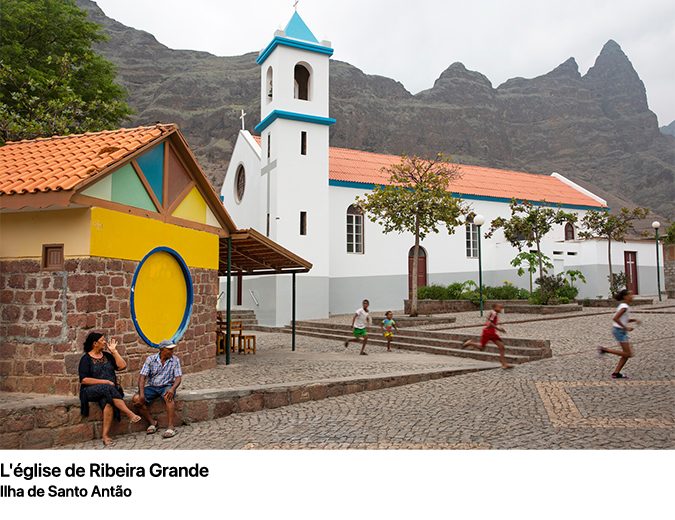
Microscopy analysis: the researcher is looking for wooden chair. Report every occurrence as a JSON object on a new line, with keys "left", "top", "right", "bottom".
{"left": 241, "top": 335, "right": 256, "bottom": 355}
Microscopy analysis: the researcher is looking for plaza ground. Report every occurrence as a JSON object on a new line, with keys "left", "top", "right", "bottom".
{"left": 48, "top": 299, "right": 674, "bottom": 450}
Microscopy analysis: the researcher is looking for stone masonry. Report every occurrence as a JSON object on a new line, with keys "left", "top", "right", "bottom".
{"left": 664, "top": 244, "right": 675, "bottom": 298}
{"left": 0, "top": 257, "right": 217, "bottom": 396}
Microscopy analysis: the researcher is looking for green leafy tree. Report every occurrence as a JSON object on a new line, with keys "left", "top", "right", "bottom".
{"left": 510, "top": 251, "right": 554, "bottom": 293}
{"left": 486, "top": 198, "right": 578, "bottom": 284}
{"left": 0, "top": 0, "right": 134, "bottom": 143}
{"left": 662, "top": 221, "right": 675, "bottom": 245}
{"left": 355, "top": 153, "right": 467, "bottom": 316}
{"left": 579, "top": 207, "right": 650, "bottom": 290}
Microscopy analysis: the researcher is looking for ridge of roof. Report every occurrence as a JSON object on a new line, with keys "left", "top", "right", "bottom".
{"left": 284, "top": 12, "right": 319, "bottom": 43}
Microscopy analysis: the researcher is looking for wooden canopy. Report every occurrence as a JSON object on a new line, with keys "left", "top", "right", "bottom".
{"left": 218, "top": 228, "right": 312, "bottom": 276}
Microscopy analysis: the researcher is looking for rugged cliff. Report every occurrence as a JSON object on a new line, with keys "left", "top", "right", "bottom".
{"left": 78, "top": 0, "right": 674, "bottom": 219}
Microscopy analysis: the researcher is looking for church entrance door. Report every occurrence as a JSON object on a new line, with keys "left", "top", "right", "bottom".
{"left": 624, "top": 251, "right": 638, "bottom": 294}
{"left": 408, "top": 246, "right": 428, "bottom": 298}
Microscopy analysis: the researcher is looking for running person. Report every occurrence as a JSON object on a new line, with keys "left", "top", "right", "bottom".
{"left": 345, "top": 299, "right": 372, "bottom": 355}
{"left": 381, "top": 311, "right": 399, "bottom": 352}
{"left": 598, "top": 289, "right": 640, "bottom": 379}
{"left": 463, "top": 303, "right": 513, "bottom": 369}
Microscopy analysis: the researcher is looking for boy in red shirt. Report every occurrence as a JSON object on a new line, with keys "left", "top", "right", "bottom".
{"left": 464, "top": 303, "right": 513, "bottom": 369}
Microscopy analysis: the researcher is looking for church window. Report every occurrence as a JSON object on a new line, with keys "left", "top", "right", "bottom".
{"left": 42, "top": 244, "right": 64, "bottom": 271}
{"left": 301, "top": 131, "right": 307, "bottom": 155}
{"left": 266, "top": 66, "right": 274, "bottom": 103}
{"left": 466, "top": 223, "right": 478, "bottom": 258}
{"left": 267, "top": 134, "right": 271, "bottom": 159}
{"left": 347, "top": 205, "right": 364, "bottom": 254}
{"left": 565, "top": 223, "right": 575, "bottom": 241}
{"left": 294, "top": 64, "right": 310, "bottom": 101}
{"left": 235, "top": 165, "right": 246, "bottom": 203}
{"left": 300, "top": 212, "right": 307, "bottom": 235}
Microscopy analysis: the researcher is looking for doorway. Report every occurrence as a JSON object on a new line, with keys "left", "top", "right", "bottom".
{"left": 624, "top": 251, "right": 638, "bottom": 294}
{"left": 408, "top": 246, "right": 428, "bottom": 298}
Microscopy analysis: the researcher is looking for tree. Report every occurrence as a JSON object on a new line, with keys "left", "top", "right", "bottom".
{"left": 486, "top": 199, "right": 578, "bottom": 284}
{"left": 662, "top": 221, "right": 675, "bottom": 245}
{"left": 510, "top": 251, "right": 554, "bottom": 293}
{"left": 579, "top": 207, "right": 650, "bottom": 291}
{"left": 355, "top": 153, "right": 467, "bottom": 316}
{"left": 0, "top": 0, "right": 134, "bottom": 144}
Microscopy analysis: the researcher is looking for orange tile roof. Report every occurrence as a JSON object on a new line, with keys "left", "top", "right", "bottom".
{"left": 251, "top": 136, "right": 605, "bottom": 208}
{"left": 0, "top": 124, "right": 175, "bottom": 196}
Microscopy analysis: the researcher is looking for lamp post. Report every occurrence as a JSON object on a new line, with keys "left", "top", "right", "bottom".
{"left": 652, "top": 221, "right": 662, "bottom": 302}
{"left": 474, "top": 214, "right": 485, "bottom": 317}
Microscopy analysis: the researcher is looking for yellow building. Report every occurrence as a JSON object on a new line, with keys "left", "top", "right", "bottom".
{"left": 0, "top": 124, "right": 309, "bottom": 395}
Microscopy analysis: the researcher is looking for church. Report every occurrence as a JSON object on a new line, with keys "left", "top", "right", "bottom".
{"left": 220, "top": 11, "right": 661, "bottom": 327}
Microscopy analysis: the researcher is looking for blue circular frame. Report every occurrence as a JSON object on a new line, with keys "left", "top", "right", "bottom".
{"left": 130, "top": 246, "right": 193, "bottom": 348}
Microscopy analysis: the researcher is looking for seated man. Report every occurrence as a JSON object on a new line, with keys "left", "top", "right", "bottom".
{"left": 133, "top": 339, "right": 182, "bottom": 438}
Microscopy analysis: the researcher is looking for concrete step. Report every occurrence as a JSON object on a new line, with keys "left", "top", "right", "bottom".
{"left": 285, "top": 320, "right": 550, "bottom": 364}
{"left": 285, "top": 328, "right": 531, "bottom": 364}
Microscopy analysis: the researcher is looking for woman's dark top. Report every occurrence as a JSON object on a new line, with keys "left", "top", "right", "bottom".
{"left": 78, "top": 352, "right": 124, "bottom": 419}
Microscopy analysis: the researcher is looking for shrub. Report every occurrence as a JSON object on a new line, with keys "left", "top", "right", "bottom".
{"left": 557, "top": 283, "right": 579, "bottom": 300}
{"left": 517, "top": 288, "right": 530, "bottom": 300}
{"left": 582, "top": 297, "right": 590, "bottom": 307}
{"left": 609, "top": 271, "right": 629, "bottom": 297}
{"left": 484, "top": 280, "right": 519, "bottom": 300}
{"left": 528, "top": 289, "right": 546, "bottom": 305}
{"left": 446, "top": 282, "right": 467, "bottom": 299}
{"left": 535, "top": 274, "right": 566, "bottom": 304}
{"left": 559, "top": 297, "right": 570, "bottom": 304}
{"left": 418, "top": 284, "right": 448, "bottom": 300}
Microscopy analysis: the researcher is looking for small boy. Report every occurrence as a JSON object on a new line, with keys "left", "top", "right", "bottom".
{"left": 345, "top": 299, "right": 372, "bottom": 355}
{"left": 381, "top": 311, "right": 399, "bottom": 352}
{"left": 463, "top": 303, "right": 513, "bottom": 369}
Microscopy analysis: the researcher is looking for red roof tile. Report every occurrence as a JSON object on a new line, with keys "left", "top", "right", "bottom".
{"left": 250, "top": 137, "right": 605, "bottom": 208}
{"left": 0, "top": 125, "right": 175, "bottom": 196}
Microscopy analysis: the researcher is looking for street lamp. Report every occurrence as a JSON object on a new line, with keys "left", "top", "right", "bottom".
{"left": 652, "top": 221, "right": 662, "bottom": 302}
{"left": 474, "top": 214, "right": 485, "bottom": 317}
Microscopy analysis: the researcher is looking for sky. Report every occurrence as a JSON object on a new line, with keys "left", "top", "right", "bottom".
{"left": 94, "top": 0, "right": 675, "bottom": 126}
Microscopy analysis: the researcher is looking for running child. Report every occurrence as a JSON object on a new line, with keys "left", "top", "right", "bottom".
{"left": 381, "top": 311, "right": 399, "bottom": 352}
{"left": 463, "top": 303, "right": 513, "bottom": 369}
{"left": 598, "top": 289, "right": 641, "bottom": 379}
{"left": 345, "top": 299, "right": 372, "bottom": 355}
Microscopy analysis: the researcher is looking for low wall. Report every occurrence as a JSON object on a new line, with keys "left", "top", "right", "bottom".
{"left": 0, "top": 365, "right": 489, "bottom": 449}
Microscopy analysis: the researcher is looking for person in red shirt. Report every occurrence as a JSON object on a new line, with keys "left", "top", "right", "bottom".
{"left": 464, "top": 303, "right": 513, "bottom": 369}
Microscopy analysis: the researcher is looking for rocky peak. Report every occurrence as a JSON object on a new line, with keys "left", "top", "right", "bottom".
{"left": 417, "top": 62, "right": 496, "bottom": 106}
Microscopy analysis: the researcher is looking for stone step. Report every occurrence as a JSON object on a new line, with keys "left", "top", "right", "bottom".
{"left": 284, "top": 329, "right": 532, "bottom": 364}
{"left": 292, "top": 323, "right": 544, "bottom": 359}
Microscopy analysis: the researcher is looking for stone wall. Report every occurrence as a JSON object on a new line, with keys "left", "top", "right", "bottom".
{"left": 0, "top": 257, "right": 217, "bottom": 396}
{"left": 664, "top": 244, "right": 675, "bottom": 298}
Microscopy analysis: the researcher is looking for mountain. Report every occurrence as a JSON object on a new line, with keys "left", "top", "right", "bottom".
{"left": 661, "top": 121, "right": 675, "bottom": 137}
{"left": 77, "top": 0, "right": 675, "bottom": 220}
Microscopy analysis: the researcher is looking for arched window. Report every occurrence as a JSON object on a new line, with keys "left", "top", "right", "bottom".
{"left": 235, "top": 165, "right": 245, "bottom": 203}
{"left": 346, "top": 205, "right": 363, "bottom": 254}
{"left": 266, "top": 66, "right": 274, "bottom": 103}
{"left": 565, "top": 223, "right": 575, "bottom": 241}
{"left": 294, "top": 64, "right": 310, "bottom": 101}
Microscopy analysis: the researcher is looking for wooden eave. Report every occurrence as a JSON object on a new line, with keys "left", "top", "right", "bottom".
{"left": 219, "top": 228, "right": 312, "bottom": 276}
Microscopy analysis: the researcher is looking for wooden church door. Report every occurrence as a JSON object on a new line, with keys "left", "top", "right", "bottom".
{"left": 624, "top": 251, "right": 638, "bottom": 294}
{"left": 408, "top": 246, "right": 428, "bottom": 298}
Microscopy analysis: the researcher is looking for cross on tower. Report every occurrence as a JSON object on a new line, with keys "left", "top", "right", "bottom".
{"left": 294, "top": 0, "right": 299, "bottom": 11}
{"left": 239, "top": 109, "right": 247, "bottom": 130}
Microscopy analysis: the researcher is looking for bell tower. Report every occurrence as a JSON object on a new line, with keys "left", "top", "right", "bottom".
{"left": 253, "top": 11, "right": 334, "bottom": 322}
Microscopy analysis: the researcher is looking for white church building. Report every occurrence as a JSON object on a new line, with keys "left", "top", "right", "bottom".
{"left": 220, "top": 11, "right": 662, "bottom": 327}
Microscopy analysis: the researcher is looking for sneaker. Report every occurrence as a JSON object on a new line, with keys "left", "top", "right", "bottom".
{"left": 360, "top": 352, "right": 368, "bottom": 356}
{"left": 598, "top": 346, "right": 606, "bottom": 359}
{"left": 612, "top": 373, "right": 629, "bottom": 379}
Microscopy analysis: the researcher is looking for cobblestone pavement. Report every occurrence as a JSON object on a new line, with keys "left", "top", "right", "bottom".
{"left": 55, "top": 300, "right": 675, "bottom": 450}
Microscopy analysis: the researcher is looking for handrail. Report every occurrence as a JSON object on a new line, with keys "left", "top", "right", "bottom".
{"left": 248, "top": 289, "right": 259, "bottom": 307}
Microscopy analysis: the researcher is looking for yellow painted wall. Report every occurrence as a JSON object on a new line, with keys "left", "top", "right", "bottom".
{"left": 90, "top": 207, "right": 218, "bottom": 270}
{"left": 0, "top": 208, "right": 91, "bottom": 260}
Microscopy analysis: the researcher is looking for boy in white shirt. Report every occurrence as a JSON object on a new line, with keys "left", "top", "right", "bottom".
{"left": 345, "top": 299, "right": 372, "bottom": 355}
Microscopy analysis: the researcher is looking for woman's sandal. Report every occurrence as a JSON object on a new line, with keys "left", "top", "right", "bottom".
{"left": 163, "top": 429, "right": 177, "bottom": 439}
{"left": 146, "top": 422, "right": 158, "bottom": 434}
{"left": 103, "top": 438, "right": 114, "bottom": 446}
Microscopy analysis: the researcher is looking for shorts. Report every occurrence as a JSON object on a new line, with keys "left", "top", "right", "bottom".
{"left": 383, "top": 332, "right": 393, "bottom": 338}
{"left": 137, "top": 385, "right": 173, "bottom": 402}
{"left": 481, "top": 328, "right": 501, "bottom": 347}
{"left": 612, "top": 327, "right": 628, "bottom": 343}
{"left": 353, "top": 328, "right": 367, "bottom": 338}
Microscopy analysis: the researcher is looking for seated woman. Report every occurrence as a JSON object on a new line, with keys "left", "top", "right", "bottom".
{"left": 78, "top": 332, "right": 141, "bottom": 445}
